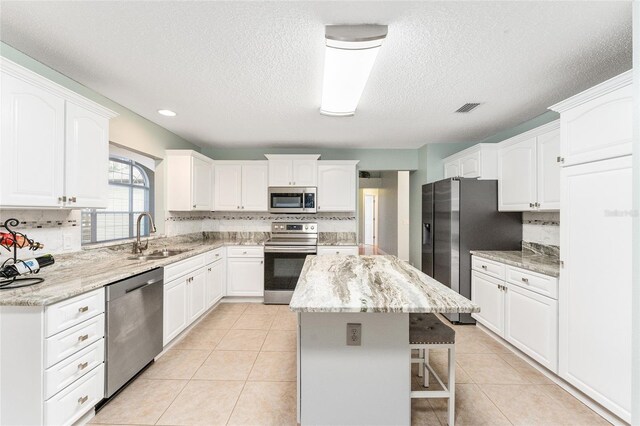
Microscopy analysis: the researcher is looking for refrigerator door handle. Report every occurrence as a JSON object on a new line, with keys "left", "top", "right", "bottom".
{"left": 422, "top": 223, "right": 430, "bottom": 244}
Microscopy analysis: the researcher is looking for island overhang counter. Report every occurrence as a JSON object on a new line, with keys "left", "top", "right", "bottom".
{"left": 289, "top": 255, "right": 480, "bottom": 425}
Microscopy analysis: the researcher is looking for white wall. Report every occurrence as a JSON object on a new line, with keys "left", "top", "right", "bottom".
{"left": 377, "top": 172, "right": 398, "bottom": 255}
{"left": 397, "top": 171, "right": 410, "bottom": 261}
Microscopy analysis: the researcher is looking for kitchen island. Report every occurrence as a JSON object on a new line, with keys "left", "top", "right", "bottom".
{"left": 289, "top": 255, "right": 479, "bottom": 425}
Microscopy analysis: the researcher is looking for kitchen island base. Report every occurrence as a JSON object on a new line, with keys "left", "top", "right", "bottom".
{"left": 298, "top": 312, "right": 410, "bottom": 425}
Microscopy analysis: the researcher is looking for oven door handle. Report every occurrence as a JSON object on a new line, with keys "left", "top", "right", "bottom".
{"left": 264, "top": 246, "right": 317, "bottom": 254}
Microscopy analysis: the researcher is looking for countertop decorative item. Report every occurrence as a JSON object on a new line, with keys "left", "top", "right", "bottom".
{"left": 0, "top": 218, "right": 49, "bottom": 290}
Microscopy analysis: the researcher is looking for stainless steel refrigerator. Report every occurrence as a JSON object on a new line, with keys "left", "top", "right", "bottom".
{"left": 422, "top": 178, "right": 522, "bottom": 324}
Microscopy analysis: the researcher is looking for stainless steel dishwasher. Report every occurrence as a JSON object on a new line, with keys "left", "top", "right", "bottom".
{"left": 105, "top": 267, "right": 163, "bottom": 398}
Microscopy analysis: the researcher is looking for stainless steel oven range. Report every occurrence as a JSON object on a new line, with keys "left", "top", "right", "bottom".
{"left": 264, "top": 222, "right": 317, "bottom": 304}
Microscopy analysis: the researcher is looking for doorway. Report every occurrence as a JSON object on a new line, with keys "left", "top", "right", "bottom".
{"left": 363, "top": 192, "right": 377, "bottom": 245}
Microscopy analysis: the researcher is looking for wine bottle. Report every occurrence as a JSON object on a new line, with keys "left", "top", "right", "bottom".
{"left": 0, "top": 254, "right": 55, "bottom": 279}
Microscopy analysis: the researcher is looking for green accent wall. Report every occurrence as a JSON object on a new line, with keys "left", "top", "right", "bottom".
{"left": 202, "top": 147, "right": 419, "bottom": 171}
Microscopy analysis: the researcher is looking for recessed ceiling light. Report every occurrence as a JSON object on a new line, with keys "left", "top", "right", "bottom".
{"left": 320, "top": 24, "right": 388, "bottom": 117}
{"left": 158, "top": 109, "right": 177, "bottom": 117}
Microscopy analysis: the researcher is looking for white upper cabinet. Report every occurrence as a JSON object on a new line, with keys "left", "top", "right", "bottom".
{"left": 317, "top": 161, "right": 358, "bottom": 212}
{"left": 241, "top": 163, "right": 269, "bottom": 211}
{"left": 65, "top": 102, "right": 110, "bottom": 208}
{"left": 166, "top": 150, "right": 214, "bottom": 211}
{"left": 549, "top": 71, "right": 632, "bottom": 166}
{"left": 0, "top": 59, "right": 116, "bottom": 209}
{"left": 497, "top": 121, "right": 560, "bottom": 212}
{"left": 498, "top": 137, "right": 537, "bottom": 211}
{"left": 266, "top": 154, "right": 319, "bottom": 186}
{"left": 214, "top": 161, "right": 268, "bottom": 211}
{"left": 442, "top": 144, "right": 498, "bottom": 180}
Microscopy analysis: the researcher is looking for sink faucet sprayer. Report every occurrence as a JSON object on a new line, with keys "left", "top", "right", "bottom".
{"left": 132, "top": 212, "right": 157, "bottom": 254}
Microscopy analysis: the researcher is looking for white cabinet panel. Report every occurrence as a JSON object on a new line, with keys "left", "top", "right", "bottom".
{"left": 65, "top": 102, "right": 109, "bottom": 209}
{"left": 192, "top": 156, "right": 213, "bottom": 210}
{"left": 242, "top": 163, "right": 268, "bottom": 211}
{"left": 505, "top": 285, "right": 558, "bottom": 372}
{"left": 206, "top": 259, "right": 226, "bottom": 308}
{"left": 163, "top": 278, "right": 188, "bottom": 346}
{"left": 0, "top": 71, "right": 65, "bottom": 207}
{"left": 268, "top": 158, "right": 293, "bottom": 186}
{"left": 559, "top": 83, "right": 632, "bottom": 166}
{"left": 44, "top": 364, "right": 104, "bottom": 426}
{"left": 460, "top": 151, "right": 480, "bottom": 178}
{"left": 471, "top": 271, "right": 504, "bottom": 336}
{"left": 187, "top": 269, "right": 207, "bottom": 323}
{"left": 536, "top": 128, "right": 561, "bottom": 210}
{"left": 292, "top": 160, "right": 318, "bottom": 186}
{"left": 443, "top": 160, "right": 460, "bottom": 179}
{"left": 227, "top": 257, "right": 264, "bottom": 297}
{"left": 498, "top": 137, "right": 537, "bottom": 211}
{"left": 559, "top": 156, "right": 631, "bottom": 421}
{"left": 317, "top": 163, "right": 356, "bottom": 212}
{"left": 214, "top": 164, "right": 242, "bottom": 211}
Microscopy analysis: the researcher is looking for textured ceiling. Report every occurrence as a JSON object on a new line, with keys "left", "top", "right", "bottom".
{"left": 0, "top": 1, "right": 632, "bottom": 149}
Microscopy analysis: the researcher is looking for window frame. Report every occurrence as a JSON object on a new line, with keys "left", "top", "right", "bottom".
{"left": 82, "top": 156, "right": 155, "bottom": 245}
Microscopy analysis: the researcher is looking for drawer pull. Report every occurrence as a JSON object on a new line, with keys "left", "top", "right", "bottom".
{"left": 215, "top": 253, "right": 219, "bottom": 257}
{"left": 78, "top": 361, "right": 89, "bottom": 370}
{"left": 78, "top": 395, "right": 88, "bottom": 405}
{"left": 521, "top": 277, "right": 529, "bottom": 284}
{"left": 243, "top": 251, "right": 247, "bottom": 254}
{"left": 78, "top": 306, "right": 89, "bottom": 313}
{"left": 77, "top": 334, "right": 89, "bottom": 342}
{"left": 481, "top": 265, "right": 487, "bottom": 270}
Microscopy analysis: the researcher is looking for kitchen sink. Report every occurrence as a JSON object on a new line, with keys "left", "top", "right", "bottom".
{"left": 127, "top": 249, "right": 191, "bottom": 261}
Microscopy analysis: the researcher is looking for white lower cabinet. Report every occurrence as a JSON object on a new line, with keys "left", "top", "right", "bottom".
{"left": 0, "top": 288, "right": 105, "bottom": 426}
{"left": 163, "top": 276, "right": 189, "bottom": 346}
{"left": 505, "top": 284, "right": 558, "bottom": 370}
{"left": 470, "top": 271, "right": 505, "bottom": 337}
{"left": 226, "top": 247, "right": 264, "bottom": 297}
{"left": 471, "top": 257, "right": 558, "bottom": 373}
{"left": 187, "top": 269, "right": 207, "bottom": 324}
{"left": 206, "top": 258, "right": 226, "bottom": 309}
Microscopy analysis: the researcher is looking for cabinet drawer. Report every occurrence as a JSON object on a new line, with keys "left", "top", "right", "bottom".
{"left": 205, "top": 247, "right": 225, "bottom": 264}
{"left": 45, "top": 289, "right": 105, "bottom": 337}
{"left": 506, "top": 266, "right": 558, "bottom": 299}
{"left": 164, "top": 253, "right": 206, "bottom": 282}
{"left": 227, "top": 246, "right": 264, "bottom": 258}
{"left": 471, "top": 256, "right": 505, "bottom": 281}
{"left": 317, "top": 246, "right": 359, "bottom": 256}
{"left": 45, "top": 314, "right": 105, "bottom": 368}
{"left": 45, "top": 338, "right": 104, "bottom": 400}
{"left": 45, "top": 364, "right": 104, "bottom": 426}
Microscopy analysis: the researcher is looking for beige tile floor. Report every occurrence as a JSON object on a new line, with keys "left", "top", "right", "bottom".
{"left": 91, "top": 303, "right": 609, "bottom": 426}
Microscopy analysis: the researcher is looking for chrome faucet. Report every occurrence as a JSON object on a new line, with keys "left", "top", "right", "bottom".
{"left": 132, "top": 212, "right": 157, "bottom": 254}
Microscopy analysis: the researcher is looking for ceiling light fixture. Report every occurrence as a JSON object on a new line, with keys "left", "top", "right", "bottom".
{"left": 157, "top": 109, "right": 177, "bottom": 117}
{"left": 320, "top": 24, "right": 388, "bottom": 117}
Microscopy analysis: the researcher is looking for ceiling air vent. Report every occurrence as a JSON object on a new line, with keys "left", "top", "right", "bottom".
{"left": 455, "top": 103, "right": 481, "bottom": 113}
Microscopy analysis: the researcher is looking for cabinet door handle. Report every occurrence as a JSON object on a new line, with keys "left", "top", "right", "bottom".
{"left": 78, "top": 395, "right": 89, "bottom": 405}
{"left": 193, "top": 205, "right": 196, "bottom": 208}
{"left": 260, "top": 260, "right": 263, "bottom": 264}
{"left": 237, "top": 206, "right": 240, "bottom": 209}
{"left": 69, "top": 196, "right": 77, "bottom": 203}
{"left": 58, "top": 196, "right": 67, "bottom": 203}
{"left": 78, "top": 306, "right": 89, "bottom": 313}
{"left": 481, "top": 265, "right": 487, "bottom": 270}
{"left": 521, "top": 277, "right": 529, "bottom": 283}
{"left": 78, "top": 361, "right": 89, "bottom": 370}
{"left": 78, "top": 334, "right": 89, "bottom": 342}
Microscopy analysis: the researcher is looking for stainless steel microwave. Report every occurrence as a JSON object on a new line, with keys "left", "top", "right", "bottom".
{"left": 268, "top": 187, "right": 317, "bottom": 214}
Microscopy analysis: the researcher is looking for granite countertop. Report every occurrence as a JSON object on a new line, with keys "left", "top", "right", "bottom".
{"left": 317, "top": 232, "right": 357, "bottom": 246}
{"left": 0, "top": 232, "right": 269, "bottom": 307}
{"left": 470, "top": 249, "right": 560, "bottom": 277}
{"left": 289, "top": 255, "right": 480, "bottom": 314}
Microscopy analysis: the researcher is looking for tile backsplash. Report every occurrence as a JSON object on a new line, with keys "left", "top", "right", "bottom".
{"left": 165, "top": 211, "right": 357, "bottom": 236}
{"left": 0, "top": 209, "right": 82, "bottom": 260}
{"left": 522, "top": 211, "right": 559, "bottom": 247}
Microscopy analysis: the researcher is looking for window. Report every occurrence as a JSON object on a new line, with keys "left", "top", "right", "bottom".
{"left": 82, "top": 157, "right": 155, "bottom": 245}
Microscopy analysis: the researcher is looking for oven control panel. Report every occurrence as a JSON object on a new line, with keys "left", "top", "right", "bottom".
{"left": 271, "top": 222, "right": 317, "bottom": 234}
